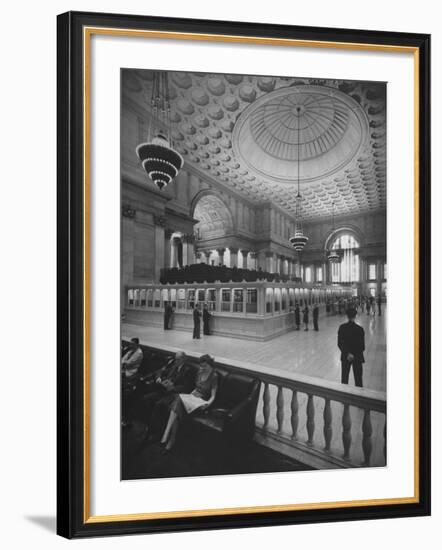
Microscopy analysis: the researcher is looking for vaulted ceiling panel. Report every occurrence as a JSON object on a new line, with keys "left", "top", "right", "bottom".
{"left": 123, "top": 70, "right": 386, "bottom": 221}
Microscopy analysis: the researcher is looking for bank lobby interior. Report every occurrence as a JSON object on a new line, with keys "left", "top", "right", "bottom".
{"left": 121, "top": 69, "right": 387, "bottom": 479}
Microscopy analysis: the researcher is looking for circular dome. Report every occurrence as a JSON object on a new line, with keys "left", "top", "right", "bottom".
{"left": 233, "top": 85, "right": 369, "bottom": 185}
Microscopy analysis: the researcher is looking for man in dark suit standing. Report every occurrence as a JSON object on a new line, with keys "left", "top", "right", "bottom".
{"left": 202, "top": 303, "right": 212, "bottom": 335}
{"left": 338, "top": 307, "right": 365, "bottom": 387}
{"left": 163, "top": 301, "right": 174, "bottom": 330}
{"left": 377, "top": 294, "right": 382, "bottom": 316}
{"left": 294, "top": 303, "right": 301, "bottom": 330}
{"left": 313, "top": 303, "right": 319, "bottom": 331}
{"left": 193, "top": 303, "right": 201, "bottom": 339}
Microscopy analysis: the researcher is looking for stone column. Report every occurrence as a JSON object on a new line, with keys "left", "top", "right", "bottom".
{"left": 257, "top": 251, "right": 266, "bottom": 271}
{"left": 182, "top": 233, "right": 195, "bottom": 266}
{"left": 257, "top": 286, "right": 265, "bottom": 315}
{"left": 239, "top": 249, "right": 249, "bottom": 269}
{"left": 250, "top": 252, "right": 258, "bottom": 270}
{"left": 216, "top": 287, "right": 222, "bottom": 311}
{"left": 203, "top": 250, "right": 211, "bottom": 264}
{"left": 216, "top": 248, "right": 226, "bottom": 266}
{"left": 229, "top": 247, "right": 239, "bottom": 268}
{"left": 266, "top": 252, "right": 275, "bottom": 273}
{"left": 376, "top": 258, "right": 382, "bottom": 295}
{"left": 359, "top": 255, "right": 366, "bottom": 292}
{"left": 170, "top": 237, "right": 180, "bottom": 268}
{"left": 122, "top": 205, "right": 135, "bottom": 307}
{"left": 164, "top": 228, "right": 172, "bottom": 268}
{"left": 279, "top": 255, "right": 284, "bottom": 274}
{"left": 169, "top": 236, "right": 176, "bottom": 268}
{"left": 181, "top": 234, "right": 189, "bottom": 267}
{"left": 153, "top": 215, "right": 166, "bottom": 282}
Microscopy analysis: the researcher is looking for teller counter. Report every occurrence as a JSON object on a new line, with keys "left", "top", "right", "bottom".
{"left": 125, "top": 281, "right": 353, "bottom": 341}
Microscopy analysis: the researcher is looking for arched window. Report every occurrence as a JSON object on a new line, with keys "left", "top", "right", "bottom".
{"left": 329, "top": 232, "right": 360, "bottom": 283}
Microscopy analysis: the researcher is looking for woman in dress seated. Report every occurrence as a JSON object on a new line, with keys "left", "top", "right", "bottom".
{"left": 160, "top": 354, "right": 218, "bottom": 452}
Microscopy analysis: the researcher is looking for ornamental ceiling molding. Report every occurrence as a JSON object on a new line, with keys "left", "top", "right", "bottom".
{"left": 122, "top": 70, "right": 386, "bottom": 221}
{"left": 232, "top": 84, "right": 370, "bottom": 185}
{"left": 183, "top": 160, "right": 257, "bottom": 208}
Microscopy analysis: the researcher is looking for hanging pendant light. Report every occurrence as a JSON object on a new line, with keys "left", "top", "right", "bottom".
{"left": 328, "top": 202, "right": 341, "bottom": 263}
{"left": 289, "top": 106, "right": 308, "bottom": 252}
{"left": 136, "top": 71, "right": 183, "bottom": 190}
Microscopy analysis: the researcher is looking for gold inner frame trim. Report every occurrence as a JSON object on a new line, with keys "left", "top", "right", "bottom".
{"left": 82, "top": 26, "right": 421, "bottom": 524}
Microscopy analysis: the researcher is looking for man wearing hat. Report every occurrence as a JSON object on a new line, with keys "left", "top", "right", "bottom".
{"left": 337, "top": 308, "right": 365, "bottom": 387}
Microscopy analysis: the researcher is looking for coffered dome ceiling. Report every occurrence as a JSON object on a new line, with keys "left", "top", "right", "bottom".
{"left": 123, "top": 70, "right": 386, "bottom": 220}
{"left": 234, "top": 85, "right": 368, "bottom": 184}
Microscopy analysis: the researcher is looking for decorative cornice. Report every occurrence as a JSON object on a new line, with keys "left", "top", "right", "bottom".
{"left": 153, "top": 214, "right": 167, "bottom": 227}
{"left": 122, "top": 203, "right": 136, "bottom": 219}
{"left": 182, "top": 233, "right": 196, "bottom": 244}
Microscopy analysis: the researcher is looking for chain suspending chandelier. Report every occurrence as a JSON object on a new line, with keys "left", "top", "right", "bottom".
{"left": 136, "top": 71, "right": 183, "bottom": 190}
{"left": 328, "top": 201, "right": 341, "bottom": 263}
{"left": 289, "top": 106, "right": 309, "bottom": 252}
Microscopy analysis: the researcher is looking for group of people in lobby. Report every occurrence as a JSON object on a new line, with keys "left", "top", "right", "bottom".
{"left": 122, "top": 292, "right": 378, "bottom": 448}
{"left": 122, "top": 342, "right": 218, "bottom": 453}
{"left": 292, "top": 303, "right": 320, "bottom": 331}
{"left": 163, "top": 301, "right": 212, "bottom": 339}
{"left": 122, "top": 302, "right": 367, "bottom": 454}
{"left": 326, "top": 294, "right": 383, "bottom": 316}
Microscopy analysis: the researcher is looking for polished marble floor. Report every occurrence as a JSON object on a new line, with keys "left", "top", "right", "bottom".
{"left": 123, "top": 306, "right": 387, "bottom": 468}
{"left": 123, "top": 306, "right": 386, "bottom": 392}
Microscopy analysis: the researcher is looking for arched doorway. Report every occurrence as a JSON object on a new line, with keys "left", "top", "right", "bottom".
{"left": 192, "top": 193, "right": 234, "bottom": 240}
{"left": 327, "top": 231, "right": 361, "bottom": 283}
{"left": 192, "top": 193, "right": 235, "bottom": 265}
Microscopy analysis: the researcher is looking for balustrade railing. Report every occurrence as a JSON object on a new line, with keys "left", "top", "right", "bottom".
{"left": 245, "top": 366, "right": 386, "bottom": 468}
{"left": 129, "top": 338, "right": 386, "bottom": 469}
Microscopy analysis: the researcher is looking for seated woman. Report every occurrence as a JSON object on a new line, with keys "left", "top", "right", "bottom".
{"left": 160, "top": 354, "right": 218, "bottom": 453}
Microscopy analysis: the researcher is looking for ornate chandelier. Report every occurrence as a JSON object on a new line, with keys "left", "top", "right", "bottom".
{"left": 136, "top": 71, "right": 183, "bottom": 191}
{"left": 289, "top": 106, "right": 308, "bottom": 253}
{"left": 328, "top": 202, "right": 341, "bottom": 263}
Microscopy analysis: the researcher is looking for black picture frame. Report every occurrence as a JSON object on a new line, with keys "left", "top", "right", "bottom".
{"left": 57, "top": 10, "right": 431, "bottom": 539}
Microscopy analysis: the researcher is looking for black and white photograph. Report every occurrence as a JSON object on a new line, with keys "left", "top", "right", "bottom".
{"left": 120, "top": 68, "right": 387, "bottom": 480}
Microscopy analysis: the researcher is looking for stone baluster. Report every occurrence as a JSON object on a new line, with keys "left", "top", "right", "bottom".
{"left": 276, "top": 386, "right": 284, "bottom": 433}
{"left": 306, "top": 394, "right": 315, "bottom": 445}
{"left": 291, "top": 390, "right": 299, "bottom": 439}
{"left": 323, "top": 397, "right": 332, "bottom": 452}
{"left": 362, "top": 409, "right": 373, "bottom": 465}
{"left": 342, "top": 403, "right": 352, "bottom": 459}
{"left": 262, "top": 383, "right": 270, "bottom": 430}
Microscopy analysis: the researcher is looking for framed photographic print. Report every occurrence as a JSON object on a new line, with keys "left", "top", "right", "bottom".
{"left": 57, "top": 10, "right": 431, "bottom": 538}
